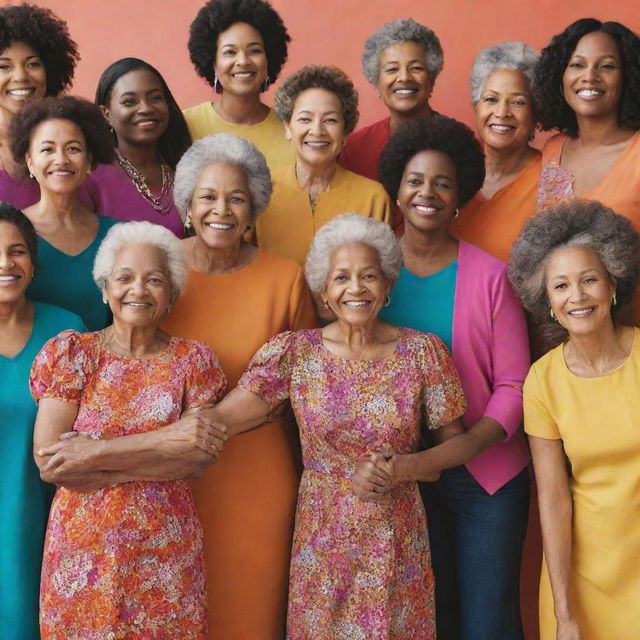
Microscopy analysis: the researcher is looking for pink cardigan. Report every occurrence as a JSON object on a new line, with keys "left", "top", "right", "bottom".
{"left": 452, "top": 241, "right": 530, "bottom": 494}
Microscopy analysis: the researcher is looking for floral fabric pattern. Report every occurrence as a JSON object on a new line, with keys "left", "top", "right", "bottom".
{"left": 30, "top": 331, "right": 226, "bottom": 639}
{"left": 239, "top": 328, "right": 466, "bottom": 639}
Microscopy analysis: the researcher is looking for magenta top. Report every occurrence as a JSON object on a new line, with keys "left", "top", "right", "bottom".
{"left": 79, "top": 163, "right": 184, "bottom": 238}
{"left": 0, "top": 170, "right": 40, "bottom": 210}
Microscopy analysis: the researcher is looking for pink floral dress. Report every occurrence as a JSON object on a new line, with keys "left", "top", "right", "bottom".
{"left": 30, "top": 331, "right": 226, "bottom": 639}
{"left": 238, "top": 328, "right": 466, "bottom": 640}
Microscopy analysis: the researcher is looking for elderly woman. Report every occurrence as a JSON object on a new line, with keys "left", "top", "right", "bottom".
{"left": 31, "top": 220, "right": 227, "bottom": 638}
{"left": 9, "top": 95, "right": 117, "bottom": 330}
{"left": 509, "top": 200, "right": 640, "bottom": 639}
{"left": 0, "top": 3, "right": 78, "bottom": 209}
{"left": 340, "top": 18, "right": 443, "bottom": 183}
{"left": 451, "top": 42, "right": 541, "bottom": 262}
{"left": 361, "top": 114, "right": 530, "bottom": 639}
{"left": 257, "top": 65, "right": 392, "bottom": 266}
{"left": 0, "top": 204, "right": 84, "bottom": 640}
{"left": 78, "top": 58, "right": 191, "bottom": 237}
{"left": 185, "top": 0, "right": 293, "bottom": 172}
{"left": 162, "top": 133, "right": 316, "bottom": 638}
{"left": 188, "top": 213, "right": 467, "bottom": 638}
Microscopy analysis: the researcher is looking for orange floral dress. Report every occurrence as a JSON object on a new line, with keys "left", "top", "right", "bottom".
{"left": 29, "top": 331, "right": 226, "bottom": 639}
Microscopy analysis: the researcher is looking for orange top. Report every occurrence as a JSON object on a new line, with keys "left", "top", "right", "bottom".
{"left": 451, "top": 153, "right": 541, "bottom": 263}
{"left": 162, "top": 250, "right": 317, "bottom": 640}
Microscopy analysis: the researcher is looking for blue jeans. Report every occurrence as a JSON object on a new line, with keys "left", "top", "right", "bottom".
{"left": 421, "top": 465, "right": 530, "bottom": 640}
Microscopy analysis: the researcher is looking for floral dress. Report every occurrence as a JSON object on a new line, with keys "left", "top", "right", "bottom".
{"left": 29, "top": 331, "right": 226, "bottom": 639}
{"left": 238, "top": 328, "right": 466, "bottom": 640}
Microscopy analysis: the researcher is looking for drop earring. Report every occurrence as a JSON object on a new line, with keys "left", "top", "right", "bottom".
{"left": 213, "top": 74, "right": 221, "bottom": 94}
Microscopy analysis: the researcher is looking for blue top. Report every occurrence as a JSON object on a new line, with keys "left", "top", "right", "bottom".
{"left": 0, "top": 302, "right": 85, "bottom": 639}
{"left": 27, "top": 215, "right": 117, "bottom": 331}
{"left": 380, "top": 261, "right": 458, "bottom": 352}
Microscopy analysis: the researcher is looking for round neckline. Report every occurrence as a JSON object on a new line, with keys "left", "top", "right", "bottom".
{"left": 97, "top": 332, "right": 177, "bottom": 360}
{"left": 317, "top": 326, "right": 403, "bottom": 363}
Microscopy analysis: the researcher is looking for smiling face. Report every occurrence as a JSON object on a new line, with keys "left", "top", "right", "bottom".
{"left": 104, "top": 243, "right": 172, "bottom": 328}
{"left": 284, "top": 88, "right": 346, "bottom": 170}
{"left": 0, "top": 41, "right": 47, "bottom": 116}
{"left": 545, "top": 244, "right": 616, "bottom": 337}
{"left": 25, "top": 119, "right": 91, "bottom": 194}
{"left": 0, "top": 220, "right": 34, "bottom": 305}
{"left": 474, "top": 68, "right": 535, "bottom": 152}
{"left": 188, "top": 162, "right": 253, "bottom": 251}
{"left": 102, "top": 69, "right": 169, "bottom": 148}
{"left": 214, "top": 21, "right": 268, "bottom": 96}
{"left": 562, "top": 31, "right": 623, "bottom": 121}
{"left": 397, "top": 150, "right": 458, "bottom": 236}
{"left": 322, "top": 242, "right": 389, "bottom": 328}
{"left": 376, "top": 41, "right": 433, "bottom": 119}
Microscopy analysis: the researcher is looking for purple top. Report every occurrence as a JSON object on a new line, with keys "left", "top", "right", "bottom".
{"left": 79, "top": 163, "right": 184, "bottom": 238}
{"left": 0, "top": 170, "right": 40, "bottom": 210}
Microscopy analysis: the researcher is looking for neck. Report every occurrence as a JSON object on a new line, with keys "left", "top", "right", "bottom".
{"left": 190, "top": 236, "right": 250, "bottom": 274}
{"left": 484, "top": 143, "right": 535, "bottom": 180}
{"left": 574, "top": 115, "right": 632, "bottom": 145}
{"left": 215, "top": 91, "right": 268, "bottom": 126}
{"left": 117, "top": 141, "right": 160, "bottom": 167}
{"left": 401, "top": 222, "right": 456, "bottom": 259}
{"left": 388, "top": 103, "right": 433, "bottom": 135}
{"left": 104, "top": 319, "right": 164, "bottom": 358}
{"left": 295, "top": 158, "right": 337, "bottom": 193}
{"left": 335, "top": 318, "right": 380, "bottom": 353}
{"left": 566, "top": 320, "right": 626, "bottom": 375}
{"left": 33, "top": 189, "right": 84, "bottom": 222}
{"left": 0, "top": 295, "right": 30, "bottom": 325}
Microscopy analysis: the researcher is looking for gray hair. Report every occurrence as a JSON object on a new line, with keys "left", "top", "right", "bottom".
{"left": 93, "top": 221, "right": 188, "bottom": 303}
{"left": 305, "top": 213, "right": 402, "bottom": 293}
{"left": 470, "top": 42, "right": 539, "bottom": 103}
{"left": 173, "top": 133, "right": 272, "bottom": 222}
{"left": 362, "top": 18, "right": 444, "bottom": 85}
{"left": 508, "top": 200, "right": 640, "bottom": 346}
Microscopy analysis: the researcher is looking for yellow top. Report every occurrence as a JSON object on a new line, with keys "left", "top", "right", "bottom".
{"left": 182, "top": 101, "right": 294, "bottom": 173}
{"left": 256, "top": 164, "right": 393, "bottom": 266}
{"left": 523, "top": 328, "right": 640, "bottom": 638}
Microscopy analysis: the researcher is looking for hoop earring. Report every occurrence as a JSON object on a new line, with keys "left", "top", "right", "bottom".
{"left": 549, "top": 307, "right": 557, "bottom": 321}
{"left": 384, "top": 294, "right": 391, "bottom": 308}
{"left": 261, "top": 75, "right": 271, "bottom": 92}
{"left": 213, "top": 74, "right": 221, "bottom": 94}
{"left": 612, "top": 292, "right": 617, "bottom": 306}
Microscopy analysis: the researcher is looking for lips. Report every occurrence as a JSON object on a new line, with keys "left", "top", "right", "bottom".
{"left": 567, "top": 307, "right": 594, "bottom": 317}
{"left": 488, "top": 123, "right": 515, "bottom": 133}
{"left": 0, "top": 274, "right": 20, "bottom": 284}
{"left": 304, "top": 141, "right": 330, "bottom": 148}
{"left": 577, "top": 88, "right": 604, "bottom": 97}
{"left": 7, "top": 87, "right": 36, "bottom": 97}
{"left": 205, "top": 221, "right": 234, "bottom": 231}
{"left": 133, "top": 119, "right": 160, "bottom": 128}
{"left": 343, "top": 300, "right": 371, "bottom": 307}
{"left": 123, "top": 301, "right": 151, "bottom": 308}
{"left": 393, "top": 86, "right": 418, "bottom": 96}
{"left": 413, "top": 203, "right": 441, "bottom": 216}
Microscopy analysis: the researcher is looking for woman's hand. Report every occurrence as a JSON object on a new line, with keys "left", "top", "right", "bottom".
{"left": 165, "top": 411, "right": 228, "bottom": 458}
{"left": 556, "top": 617, "right": 582, "bottom": 640}
{"left": 352, "top": 453, "right": 394, "bottom": 501}
{"left": 38, "top": 433, "right": 104, "bottom": 477}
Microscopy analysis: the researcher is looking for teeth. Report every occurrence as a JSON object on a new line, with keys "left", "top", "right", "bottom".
{"left": 489, "top": 124, "right": 514, "bottom": 132}
{"left": 415, "top": 204, "right": 438, "bottom": 213}
{"left": 305, "top": 142, "right": 329, "bottom": 147}
{"left": 207, "top": 222, "right": 233, "bottom": 230}
{"left": 344, "top": 300, "right": 369, "bottom": 307}
{"left": 8, "top": 88, "right": 34, "bottom": 96}
{"left": 234, "top": 72, "right": 253, "bottom": 78}
{"left": 136, "top": 120, "right": 156, "bottom": 126}
{"left": 0, "top": 275, "right": 19, "bottom": 281}
{"left": 578, "top": 89, "right": 602, "bottom": 96}
{"left": 394, "top": 89, "right": 416, "bottom": 94}
{"left": 125, "top": 302, "right": 149, "bottom": 307}
{"left": 50, "top": 171, "right": 72, "bottom": 176}
{"left": 569, "top": 308, "right": 593, "bottom": 316}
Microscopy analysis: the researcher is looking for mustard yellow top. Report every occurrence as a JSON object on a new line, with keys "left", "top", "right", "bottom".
{"left": 182, "top": 102, "right": 294, "bottom": 173}
{"left": 256, "top": 164, "right": 393, "bottom": 265}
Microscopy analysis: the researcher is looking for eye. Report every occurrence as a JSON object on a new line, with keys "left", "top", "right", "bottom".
{"left": 567, "top": 61, "right": 583, "bottom": 69}
{"left": 334, "top": 274, "right": 347, "bottom": 282}
{"left": 199, "top": 193, "right": 214, "bottom": 200}
{"left": 363, "top": 273, "right": 378, "bottom": 281}
{"left": 27, "top": 60, "right": 42, "bottom": 69}
{"left": 583, "top": 276, "right": 598, "bottom": 284}
{"left": 151, "top": 94, "right": 165, "bottom": 103}
{"left": 10, "top": 248, "right": 27, "bottom": 256}
{"left": 148, "top": 276, "right": 165, "bottom": 285}
{"left": 68, "top": 145, "right": 83, "bottom": 153}
{"left": 297, "top": 116, "right": 311, "bottom": 123}
{"left": 410, "top": 65, "right": 425, "bottom": 72}
{"left": 249, "top": 47, "right": 264, "bottom": 55}
{"left": 230, "top": 195, "right": 246, "bottom": 204}
{"left": 116, "top": 275, "right": 131, "bottom": 282}
{"left": 553, "top": 282, "right": 567, "bottom": 290}
{"left": 483, "top": 96, "right": 498, "bottom": 103}
{"left": 39, "top": 146, "right": 54, "bottom": 154}
{"left": 407, "top": 178, "right": 422, "bottom": 186}
{"left": 384, "top": 67, "right": 399, "bottom": 74}
{"left": 324, "top": 117, "right": 339, "bottom": 124}
{"left": 601, "top": 63, "right": 616, "bottom": 70}
{"left": 0, "top": 64, "right": 10, "bottom": 71}
{"left": 221, "top": 49, "right": 236, "bottom": 56}
{"left": 435, "top": 181, "right": 451, "bottom": 190}
{"left": 121, "top": 98, "right": 136, "bottom": 107}
{"left": 512, "top": 99, "right": 527, "bottom": 107}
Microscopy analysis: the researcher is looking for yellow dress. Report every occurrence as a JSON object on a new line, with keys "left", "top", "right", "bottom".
{"left": 182, "top": 102, "right": 294, "bottom": 173}
{"left": 256, "top": 164, "right": 393, "bottom": 266}
{"left": 523, "top": 329, "right": 640, "bottom": 639}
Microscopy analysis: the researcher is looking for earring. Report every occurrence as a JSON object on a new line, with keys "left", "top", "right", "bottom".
{"left": 383, "top": 294, "right": 391, "bottom": 308}
{"left": 323, "top": 299, "right": 329, "bottom": 309}
{"left": 453, "top": 208, "right": 460, "bottom": 219}
{"left": 549, "top": 307, "right": 557, "bottom": 321}
{"left": 396, "top": 199, "right": 400, "bottom": 207}
{"left": 184, "top": 216, "right": 192, "bottom": 230}
{"left": 87, "top": 168, "right": 91, "bottom": 176}
{"left": 213, "top": 74, "right": 221, "bottom": 94}
{"left": 612, "top": 292, "right": 617, "bottom": 306}
{"left": 29, "top": 172, "right": 34, "bottom": 179}
{"left": 261, "top": 75, "right": 271, "bottom": 92}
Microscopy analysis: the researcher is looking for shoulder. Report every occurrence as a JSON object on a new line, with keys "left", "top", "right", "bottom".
{"left": 182, "top": 101, "right": 211, "bottom": 120}
{"left": 398, "top": 327, "right": 448, "bottom": 357}
{"left": 97, "top": 213, "right": 119, "bottom": 232}
{"left": 347, "top": 118, "right": 389, "bottom": 144}
{"left": 525, "top": 344, "right": 562, "bottom": 387}
{"left": 34, "top": 302, "right": 85, "bottom": 333}
{"left": 255, "top": 250, "right": 305, "bottom": 278}
{"left": 38, "top": 329, "right": 99, "bottom": 362}
{"left": 541, "top": 133, "right": 566, "bottom": 163}
{"left": 337, "top": 166, "right": 387, "bottom": 194}
{"left": 171, "top": 337, "right": 222, "bottom": 366}
{"left": 459, "top": 240, "right": 506, "bottom": 273}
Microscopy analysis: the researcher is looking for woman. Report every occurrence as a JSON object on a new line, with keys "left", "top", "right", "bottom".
{"left": 361, "top": 114, "right": 530, "bottom": 639}
{"left": 451, "top": 42, "right": 541, "bottom": 262}
{"left": 191, "top": 213, "right": 466, "bottom": 638}
{"left": 0, "top": 3, "right": 78, "bottom": 209}
{"left": 340, "top": 18, "right": 443, "bottom": 183}
{"left": 257, "top": 65, "right": 392, "bottom": 266}
{"left": 9, "top": 95, "right": 116, "bottom": 330}
{"left": 80, "top": 57, "right": 191, "bottom": 237}
{"left": 508, "top": 200, "right": 640, "bottom": 639}
{"left": 31, "top": 221, "right": 228, "bottom": 638}
{"left": 185, "top": 0, "right": 293, "bottom": 172}
{"left": 0, "top": 204, "right": 84, "bottom": 640}
{"left": 163, "top": 133, "right": 317, "bottom": 639}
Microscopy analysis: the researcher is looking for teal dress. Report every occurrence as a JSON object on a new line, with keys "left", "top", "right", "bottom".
{"left": 27, "top": 215, "right": 117, "bottom": 331}
{"left": 0, "top": 302, "right": 85, "bottom": 640}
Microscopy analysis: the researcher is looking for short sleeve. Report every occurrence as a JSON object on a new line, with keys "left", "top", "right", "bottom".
{"left": 182, "top": 341, "right": 227, "bottom": 410}
{"left": 523, "top": 365, "right": 561, "bottom": 440}
{"left": 419, "top": 333, "right": 466, "bottom": 430}
{"left": 238, "top": 331, "right": 295, "bottom": 412}
{"left": 29, "top": 330, "right": 90, "bottom": 404}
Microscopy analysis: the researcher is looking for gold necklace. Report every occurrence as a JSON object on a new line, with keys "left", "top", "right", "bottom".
{"left": 115, "top": 148, "right": 174, "bottom": 215}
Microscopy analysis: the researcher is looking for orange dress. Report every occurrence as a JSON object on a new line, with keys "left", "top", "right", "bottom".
{"left": 30, "top": 331, "right": 226, "bottom": 639}
{"left": 162, "top": 250, "right": 317, "bottom": 640}
{"left": 451, "top": 153, "right": 541, "bottom": 262}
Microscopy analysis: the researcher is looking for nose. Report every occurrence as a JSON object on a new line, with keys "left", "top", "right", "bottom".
{"left": 582, "top": 64, "right": 599, "bottom": 83}
{"left": 130, "top": 277, "right": 147, "bottom": 296}
{"left": 0, "top": 250, "right": 13, "bottom": 269}
{"left": 569, "top": 282, "right": 587, "bottom": 302}
{"left": 11, "top": 62, "right": 29, "bottom": 83}
{"left": 53, "top": 148, "right": 68, "bottom": 164}
{"left": 397, "top": 65, "right": 411, "bottom": 82}
{"left": 496, "top": 99, "right": 511, "bottom": 118}
{"left": 236, "top": 49, "right": 249, "bottom": 65}
{"left": 137, "top": 99, "right": 153, "bottom": 114}
{"left": 309, "top": 117, "right": 324, "bottom": 135}
{"left": 418, "top": 182, "right": 436, "bottom": 199}
{"left": 346, "top": 275, "right": 364, "bottom": 293}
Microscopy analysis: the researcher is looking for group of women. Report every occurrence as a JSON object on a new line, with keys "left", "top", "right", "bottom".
{"left": 0, "top": 1, "right": 638, "bottom": 640}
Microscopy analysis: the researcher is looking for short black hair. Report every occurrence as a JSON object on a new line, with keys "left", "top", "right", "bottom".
{"left": 9, "top": 96, "right": 114, "bottom": 176}
{"left": 95, "top": 58, "right": 192, "bottom": 169}
{"left": 533, "top": 18, "right": 640, "bottom": 136}
{"left": 378, "top": 114, "right": 485, "bottom": 207}
{"left": 188, "top": 0, "right": 290, "bottom": 90}
{"left": 0, "top": 3, "right": 79, "bottom": 96}
{"left": 0, "top": 201, "right": 38, "bottom": 263}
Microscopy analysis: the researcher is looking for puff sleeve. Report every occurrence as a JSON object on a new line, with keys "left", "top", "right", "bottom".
{"left": 182, "top": 341, "right": 227, "bottom": 411}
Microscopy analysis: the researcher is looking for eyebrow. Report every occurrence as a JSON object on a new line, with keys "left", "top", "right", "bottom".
{"left": 296, "top": 109, "right": 341, "bottom": 115}
{"left": 120, "top": 88, "right": 163, "bottom": 97}
{"left": 220, "top": 41, "right": 262, "bottom": 48}
{"left": 0, "top": 54, "right": 40, "bottom": 61}
{"left": 38, "top": 139, "right": 83, "bottom": 145}
{"left": 407, "top": 171, "right": 453, "bottom": 179}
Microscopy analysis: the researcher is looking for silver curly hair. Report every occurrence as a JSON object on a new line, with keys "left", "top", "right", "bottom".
{"left": 470, "top": 42, "right": 539, "bottom": 103}
{"left": 173, "top": 133, "right": 272, "bottom": 222}
{"left": 305, "top": 213, "right": 402, "bottom": 293}
{"left": 93, "top": 221, "right": 187, "bottom": 302}
{"left": 362, "top": 18, "right": 444, "bottom": 85}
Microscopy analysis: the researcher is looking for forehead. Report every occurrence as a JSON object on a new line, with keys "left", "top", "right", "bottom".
{"left": 292, "top": 87, "right": 342, "bottom": 113}
{"left": 0, "top": 220, "right": 28, "bottom": 245}
{"left": 112, "top": 243, "right": 168, "bottom": 270}
{"left": 379, "top": 40, "right": 427, "bottom": 64}
{"left": 404, "top": 150, "right": 456, "bottom": 176}
{"left": 329, "top": 242, "right": 381, "bottom": 268}
{"left": 545, "top": 244, "right": 607, "bottom": 274}
{"left": 0, "top": 40, "right": 40, "bottom": 59}
{"left": 111, "top": 69, "right": 163, "bottom": 96}
{"left": 482, "top": 68, "right": 531, "bottom": 94}
{"left": 30, "top": 118, "right": 85, "bottom": 143}
{"left": 217, "top": 21, "right": 264, "bottom": 47}
{"left": 571, "top": 31, "right": 620, "bottom": 58}
{"left": 194, "top": 162, "right": 249, "bottom": 190}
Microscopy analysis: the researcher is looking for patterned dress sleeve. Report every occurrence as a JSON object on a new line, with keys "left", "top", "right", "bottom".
{"left": 419, "top": 333, "right": 467, "bottom": 430}
{"left": 237, "top": 330, "right": 295, "bottom": 412}
{"left": 29, "top": 330, "right": 91, "bottom": 404}
{"left": 182, "top": 341, "right": 228, "bottom": 410}
{"left": 523, "top": 364, "right": 561, "bottom": 440}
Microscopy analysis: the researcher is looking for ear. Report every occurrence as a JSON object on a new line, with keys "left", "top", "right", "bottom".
{"left": 99, "top": 104, "right": 111, "bottom": 123}
{"left": 283, "top": 121, "right": 293, "bottom": 142}
{"left": 25, "top": 153, "right": 34, "bottom": 177}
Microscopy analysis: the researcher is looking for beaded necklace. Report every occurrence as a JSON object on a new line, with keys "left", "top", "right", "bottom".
{"left": 115, "top": 148, "right": 174, "bottom": 215}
